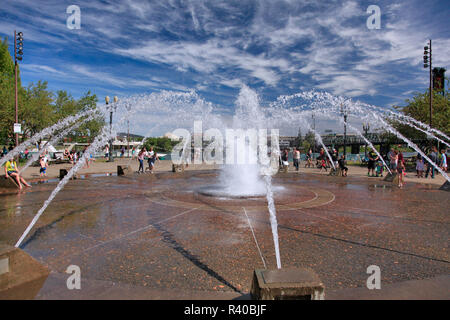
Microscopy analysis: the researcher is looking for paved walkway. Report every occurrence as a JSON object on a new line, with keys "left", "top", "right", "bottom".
{"left": 15, "top": 158, "right": 447, "bottom": 187}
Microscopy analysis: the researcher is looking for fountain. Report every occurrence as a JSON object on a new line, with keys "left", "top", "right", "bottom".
{"left": 1, "top": 85, "right": 449, "bottom": 299}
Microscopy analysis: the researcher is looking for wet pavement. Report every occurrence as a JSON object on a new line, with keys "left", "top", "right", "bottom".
{"left": 0, "top": 171, "right": 448, "bottom": 299}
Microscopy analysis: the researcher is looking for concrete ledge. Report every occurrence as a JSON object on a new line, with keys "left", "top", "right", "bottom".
{"left": 328, "top": 168, "right": 343, "bottom": 177}
{"left": 0, "top": 175, "right": 19, "bottom": 189}
{"left": 117, "top": 165, "right": 131, "bottom": 176}
{"left": 278, "top": 166, "right": 289, "bottom": 173}
{"left": 172, "top": 164, "right": 185, "bottom": 173}
{"left": 439, "top": 181, "right": 450, "bottom": 191}
{"left": 251, "top": 268, "right": 325, "bottom": 300}
{"left": 383, "top": 172, "right": 399, "bottom": 184}
{"left": 0, "top": 243, "right": 50, "bottom": 300}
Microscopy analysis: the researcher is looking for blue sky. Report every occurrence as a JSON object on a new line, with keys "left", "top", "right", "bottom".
{"left": 1, "top": 0, "right": 449, "bottom": 134}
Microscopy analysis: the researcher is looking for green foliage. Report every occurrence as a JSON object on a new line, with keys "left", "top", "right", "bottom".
{"left": 301, "top": 130, "right": 315, "bottom": 151}
{"left": 392, "top": 89, "right": 450, "bottom": 140}
{"left": 294, "top": 128, "right": 303, "bottom": 148}
{"left": 143, "top": 137, "right": 178, "bottom": 152}
{"left": 0, "top": 36, "right": 104, "bottom": 145}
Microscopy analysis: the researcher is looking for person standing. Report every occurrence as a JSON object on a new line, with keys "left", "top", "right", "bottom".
{"left": 367, "top": 149, "right": 378, "bottom": 177}
{"left": 331, "top": 148, "right": 338, "bottom": 170}
{"left": 293, "top": 147, "right": 300, "bottom": 172}
{"left": 104, "top": 145, "right": 109, "bottom": 159}
{"left": 425, "top": 146, "right": 437, "bottom": 179}
{"left": 388, "top": 148, "right": 397, "bottom": 173}
{"left": 398, "top": 148, "right": 405, "bottom": 176}
{"left": 149, "top": 150, "right": 159, "bottom": 174}
{"left": 416, "top": 154, "right": 424, "bottom": 178}
{"left": 137, "top": 148, "right": 146, "bottom": 174}
{"left": 338, "top": 154, "right": 348, "bottom": 177}
{"left": 39, "top": 155, "right": 48, "bottom": 177}
{"left": 440, "top": 148, "right": 448, "bottom": 172}
{"left": 147, "top": 147, "right": 155, "bottom": 173}
{"left": 305, "top": 148, "right": 312, "bottom": 168}
{"left": 281, "top": 148, "right": 289, "bottom": 170}
{"left": 397, "top": 152, "right": 405, "bottom": 188}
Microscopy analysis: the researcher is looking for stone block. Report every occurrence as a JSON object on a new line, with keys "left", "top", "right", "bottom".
{"left": 0, "top": 243, "right": 50, "bottom": 300}
{"left": 383, "top": 172, "right": 398, "bottom": 184}
{"left": 59, "top": 169, "right": 69, "bottom": 180}
{"left": 117, "top": 165, "right": 131, "bottom": 176}
{"left": 250, "top": 268, "right": 325, "bottom": 300}
{"left": 172, "top": 164, "right": 185, "bottom": 173}
{"left": 439, "top": 181, "right": 450, "bottom": 192}
{"left": 0, "top": 175, "right": 19, "bottom": 189}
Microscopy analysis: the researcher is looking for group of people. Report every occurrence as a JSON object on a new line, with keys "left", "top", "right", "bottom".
{"left": 280, "top": 147, "right": 349, "bottom": 176}
{"left": 2, "top": 145, "right": 30, "bottom": 159}
{"left": 367, "top": 149, "right": 385, "bottom": 177}
{"left": 370, "top": 145, "right": 448, "bottom": 188}
{"left": 417, "top": 146, "right": 448, "bottom": 179}
{"left": 284, "top": 144, "right": 448, "bottom": 184}
{"left": 137, "top": 147, "right": 159, "bottom": 174}
{"left": 63, "top": 146, "right": 94, "bottom": 169}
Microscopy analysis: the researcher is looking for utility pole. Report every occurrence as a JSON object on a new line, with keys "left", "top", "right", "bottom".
{"left": 341, "top": 104, "right": 348, "bottom": 156}
{"left": 429, "top": 40, "right": 432, "bottom": 128}
{"left": 105, "top": 96, "right": 118, "bottom": 162}
{"left": 363, "top": 123, "right": 370, "bottom": 157}
{"left": 14, "top": 31, "right": 23, "bottom": 147}
{"left": 311, "top": 110, "right": 316, "bottom": 155}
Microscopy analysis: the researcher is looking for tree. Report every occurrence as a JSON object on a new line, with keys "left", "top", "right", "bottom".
{"left": 143, "top": 137, "right": 177, "bottom": 152}
{"left": 392, "top": 89, "right": 450, "bottom": 145}
{"left": 0, "top": 36, "right": 24, "bottom": 146}
{"left": 294, "top": 127, "right": 303, "bottom": 148}
{"left": 21, "top": 80, "right": 55, "bottom": 138}
{"left": 302, "top": 130, "right": 315, "bottom": 151}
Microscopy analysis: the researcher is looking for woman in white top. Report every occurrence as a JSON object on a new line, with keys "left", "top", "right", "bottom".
{"left": 441, "top": 149, "right": 448, "bottom": 172}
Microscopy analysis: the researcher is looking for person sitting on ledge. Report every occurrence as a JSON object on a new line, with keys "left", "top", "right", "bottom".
{"left": 3, "top": 156, "right": 31, "bottom": 190}
{"left": 338, "top": 155, "right": 348, "bottom": 177}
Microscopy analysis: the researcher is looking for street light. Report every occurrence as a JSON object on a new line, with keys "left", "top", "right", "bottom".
{"left": 340, "top": 104, "right": 348, "bottom": 156}
{"left": 14, "top": 30, "right": 24, "bottom": 147}
{"left": 423, "top": 40, "right": 432, "bottom": 127}
{"left": 363, "top": 123, "right": 370, "bottom": 157}
{"left": 311, "top": 108, "right": 316, "bottom": 155}
{"left": 105, "top": 96, "right": 118, "bottom": 162}
{"left": 125, "top": 102, "right": 132, "bottom": 157}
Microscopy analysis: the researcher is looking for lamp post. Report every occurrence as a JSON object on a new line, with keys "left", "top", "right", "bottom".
{"left": 125, "top": 102, "right": 131, "bottom": 158}
{"left": 311, "top": 109, "right": 316, "bottom": 155}
{"left": 105, "top": 96, "right": 118, "bottom": 162}
{"left": 14, "top": 31, "right": 24, "bottom": 147}
{"left": 363, "top": 123, "right": 370, "bottom": 157}
{"left": 340, "top": 104, "right": 348, "bottom": 156}
{"left": 424, "top": 40, "right": 432, "bottom": 127}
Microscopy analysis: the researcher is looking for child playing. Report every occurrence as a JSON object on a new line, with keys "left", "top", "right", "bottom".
{"left": 375, "top": 160, "right": 384, "bottom": 177}
{"left": 39, "top": 155, "right": 48, "bottom": 177}
{"left": 416, "top": 154, "right": 424, "bottom": 178}
{"left": 319, "top": 158, "right": 327, "bottom": 172}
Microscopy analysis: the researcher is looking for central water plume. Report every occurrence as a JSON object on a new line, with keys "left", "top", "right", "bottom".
{"left": 217, "top": 86, "right": 268, "bottom": 197}
{"left": 225, "top": 85, "right": 282, "bottom": 268}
